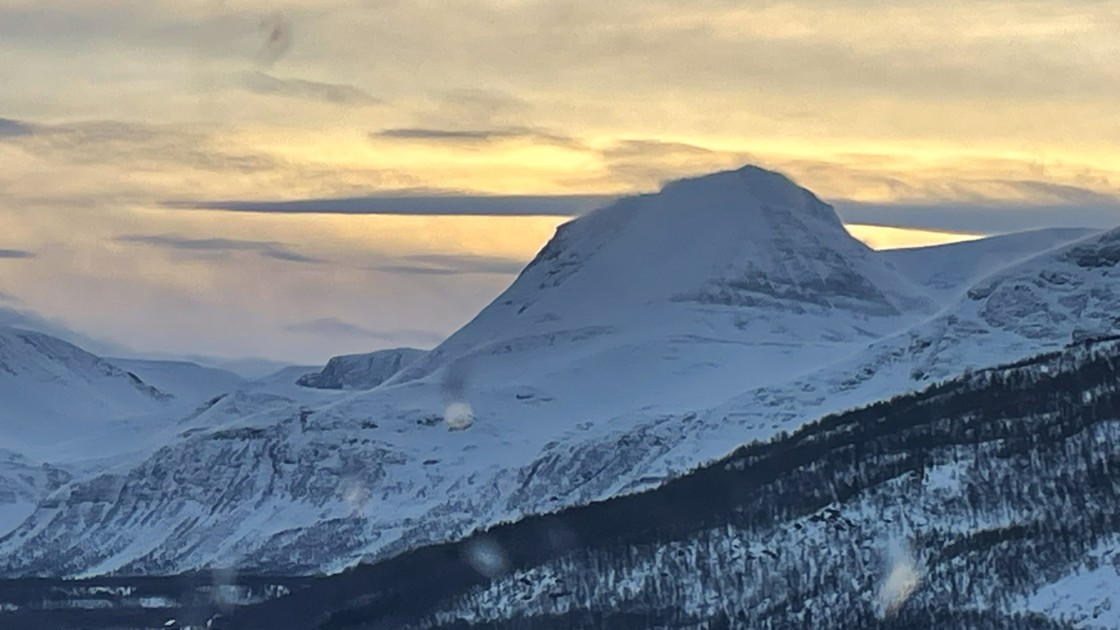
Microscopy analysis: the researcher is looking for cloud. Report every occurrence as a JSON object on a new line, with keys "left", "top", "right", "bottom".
{"left": 0, "top": 3, "right": 266, "bottom": 59}
{"left": 238, "top": 71, "right": 381, "bottom": 106}
{"left": 587, "top": 138, "right": 758, "bottom": 189}
{"left": 834, "top": 201, "right": 1120, "bottom": 234}
{"left": 259, "top": 249, "right": 325, "bottom": 264}
{"left": 371, "top": 126, "right": 582, "bottom": 149}
{"left": 161, "top": 167, "right": 1120, "bottom": 232}
{"left": 372, "top": 253, "right": 526, "bottom": 276}
{"left": 165, "top": 194, "right": 613, "bottom": 216}
{"left": 0, "top": 118, "right": 36, "bottom": 138}
{"left": 996, "top": 181, "right": 1120, "bottom": 206}
{"left": 375, "top": 128, "right": 519, "bottom": 142}
{"left": 3, "top": 119, "right": 283, "bottom": 178}
{"left": 424, "top": 88, "right": 532, "bottom": 126}
{"left": 284, "top": 317, "right": 444, "bottom": 344}
{"left": 0, "top": 249, "right": 36, "bottom": 259}
{"left": 117, "top": 234, "right": 326, "bottom": 264}
{"left": 0, "top": 305, "right": 130, "bottom": 356}
{"left": 0, "top": 117, "right": 419, "bottom": 211}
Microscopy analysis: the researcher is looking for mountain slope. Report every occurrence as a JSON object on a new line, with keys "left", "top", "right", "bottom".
{"left": 224, "top": 336, "right": 1120, "bottom": 630}
{"left": 381, "top": 165, "right": 942, "bottom": 429}
{"left": 0, "top": 450, "right": 69, "bottom": 537}
{"left": 0, "top": 166, "right": 948, "bottom": 576}
{"left": 882, "top": 227, "right": 1097, "bottom": 301}
{"left": 0, "top": 327, "right": 175, "bottom": 458}
{"left": 108, "top": 358, "right": 244, "bottom": 406}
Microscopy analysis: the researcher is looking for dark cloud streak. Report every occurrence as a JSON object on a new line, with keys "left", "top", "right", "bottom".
{"left": 372, "top": 253, "right": 526, "bottom": 276}
{"left": 166, "top": 194, "right": 613, "bottom": 217}
{"left": 0, "top": 249, "right": 36, "bottom": 259}
{"left": 0, "top": 118, "right": 36, "bottom": 138}
{"left": 834, "top": 201, "right": 1120, "bottom": 234}
{"left": 117, "top": 234, "right": 326, "bottom": 264}
{"left": 372, "top": 126, "right": 584, "bottom": 149}
{"left": 238, "top": 71, "right": 381, "bottom": 106}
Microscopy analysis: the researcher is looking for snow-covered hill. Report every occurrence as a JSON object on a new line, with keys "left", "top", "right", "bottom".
{"left": 1, "top": 165, "right": 1116, "bottom": 578}
{"left": 0, "top": 327, "right": 174, "bottom": 459}
{"left": 297, "top": 348, "right": 424, "bottom": 390}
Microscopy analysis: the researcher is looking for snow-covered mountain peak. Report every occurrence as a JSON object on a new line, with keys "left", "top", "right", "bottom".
{"left": 657, "top": 164, "right": 843, "bottom": 227}
{"left": 500, "top": 163, "right": 927, "bottom": 318}
{"left": 388, "top": 165, "right": 933, "bottom": 401}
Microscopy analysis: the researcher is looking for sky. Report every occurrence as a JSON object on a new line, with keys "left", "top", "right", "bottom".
{"left": 1, "top": 0, "right": 1119, "bottom": 365}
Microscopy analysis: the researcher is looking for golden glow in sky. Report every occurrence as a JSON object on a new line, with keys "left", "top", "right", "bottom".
{"left": 0, "top": 0, "right": 1117, "bottom": 362}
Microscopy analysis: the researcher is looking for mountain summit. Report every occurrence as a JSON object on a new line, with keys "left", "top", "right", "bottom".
{"left": 508, "top": 164, "right": 929, "bottom": 315}
{"left": 396, "top": 164, "right": 933, "bottom": 384}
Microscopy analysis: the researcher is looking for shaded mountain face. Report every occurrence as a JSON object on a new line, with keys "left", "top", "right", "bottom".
{"left": 1, "top": 165, "right": 1117, "bottom": 582}
{"left": 224, "top": 336, "right": 1120, "bottom": 630}
{"left": 297, "top": 348, "right": 425, "bottom": 390}
{"left": 0, "top": 450, "right": 70, "bottom": 538}
{"left": 0, "top": 327, "right": 257, "bottom": 464}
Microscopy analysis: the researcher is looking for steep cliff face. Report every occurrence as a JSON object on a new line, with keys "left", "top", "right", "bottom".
{"left": 297, "top": 348, "right": 425, "bottom": 390}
